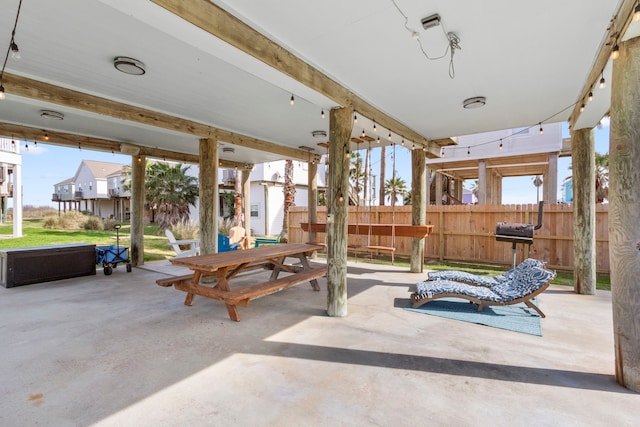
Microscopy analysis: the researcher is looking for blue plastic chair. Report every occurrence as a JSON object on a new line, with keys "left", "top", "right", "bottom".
{"left": 218, "top": 234, "right": 239, "bottom": 252}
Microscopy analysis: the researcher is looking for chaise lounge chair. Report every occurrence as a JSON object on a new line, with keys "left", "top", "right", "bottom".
{"left": 411, "top": 264, "right": 556, "bottom": 317}
{"left": 425, "top": 258, "right": 546, "bottom": 287}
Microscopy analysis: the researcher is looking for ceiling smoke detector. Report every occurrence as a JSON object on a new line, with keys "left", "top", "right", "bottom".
{"left": 311, "top": 130, "right": 327, "bottom": 138}
{"left": 40, "top": 110, "right": 64, "bottom": 120}
{"left": 113, "top": 57, "right": 146, "bottom": 75}
{"left": 463, "top": 96, "right": 487, "bottom": 109}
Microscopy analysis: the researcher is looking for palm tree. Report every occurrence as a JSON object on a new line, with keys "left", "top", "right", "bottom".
{"left": 281, "top": 159, "right": 295, "bottom": 242}
{"left": 567, "top": 152, "right": 609, "bottom": 203}
{"left": 384, "top": 176, "right": 407, "bottom": 207}
{"left": 144, "top": 162, "right": 199, "bottom": 230}
{"left": 349, "top": 151, "right": 365, "bottom": 205}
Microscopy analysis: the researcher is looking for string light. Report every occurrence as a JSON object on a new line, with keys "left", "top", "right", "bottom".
{"left": 499, "top": 140, "right": 503, "bottom": 150}
{"left": 611, "top": 44, "right": 620, "bottom": 60}
{"left": 24, "top": 141, "right": 28, "bottom": 151}
{"left": 539, "top": 123, "right": 544, "bottom": 135}
{"left": 411, "top": 143, "right": 415, "bottom": 150}
{"left": 388, "top": 132, "right": 392, "bottom": 140}
{"left": 600, "top": 74, "right": 606, "bottom": 89}
{"left": 290, "top": 94, "right": 294, "bottom": 105}
{"left": 467, "top": 146, "right": 470, "bottom": 155}
{"left": 373, "top": 122, "right": 377, "bottom": 132}
{"left": 0, "top": 0, "right": 25, "bottom": 101}
{"left": 354, "top": 113, "right": 358, "bottom": 123}
{"left": 376, "top": 136, "right": 380, "bottom": 143}
{"left": 634, "top": 2, "right": 640, "bottom": 22}
{"left": 401, "top": 138, "right": 405, "bottom": 146}
{"left": 588, "top": 91, "right": 593, "bottom": 102}
{"left": 361, "top": 129, "right": 366, "bottom": 138}
{"left": 580, "top": 104, "right": 585, "bottom": 113}
{"left": 321, "top": 109, "right": 325, "bottom": 119}
{"left": 43, "top": 131, "right": 49, "bottom": 141}
{"left": 34, "top": 140, "right": 37, "bottom": 147}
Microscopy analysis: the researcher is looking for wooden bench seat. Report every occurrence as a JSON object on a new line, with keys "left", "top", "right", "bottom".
{"left": 224, "top": 266, "right": 325, "bottom": 306}
{"left": 156, "top": 274, "right": 196, "bottom": 287}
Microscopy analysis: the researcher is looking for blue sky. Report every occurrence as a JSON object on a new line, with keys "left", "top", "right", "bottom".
{"left": 17, "top": 121, "right": 610, "bottom": 207}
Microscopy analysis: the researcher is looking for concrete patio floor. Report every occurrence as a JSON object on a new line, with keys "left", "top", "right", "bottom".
{"left": 1, "top": 259, "right": 638, "bottom": 426}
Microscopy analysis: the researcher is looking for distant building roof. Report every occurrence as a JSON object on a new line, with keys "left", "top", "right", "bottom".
{"left": 74, "top": 160, "right": 127, "bottom": 181}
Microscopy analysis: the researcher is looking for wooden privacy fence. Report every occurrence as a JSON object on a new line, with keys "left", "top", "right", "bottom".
{"left": 288, "top": 204, "right": 610, "bottom": 273}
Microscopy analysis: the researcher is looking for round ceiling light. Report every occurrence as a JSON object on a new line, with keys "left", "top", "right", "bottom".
{"left": 40, "top": 110, "right": 64, "bottom": 120}
{"left": 222, "top": 147, "right": 235, "bottom": 153}
{"left": 311, "top": 130, "right": 327, "bottom": 138}
{"left": 113, "top": 56, "right": 146, "bottom": 75}
{"left": 463, "top": 96, "right": 487, "bottom": 109}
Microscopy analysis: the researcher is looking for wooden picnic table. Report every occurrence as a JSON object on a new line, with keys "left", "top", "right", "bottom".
{"left": 156, "top": 243, "right": 325, "bottom": 321}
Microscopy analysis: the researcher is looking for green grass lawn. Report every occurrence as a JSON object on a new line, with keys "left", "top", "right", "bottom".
{"left": 0, "top": 219, "right": 173, "bottom": 262}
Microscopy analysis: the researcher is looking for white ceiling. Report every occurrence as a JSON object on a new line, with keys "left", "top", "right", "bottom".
{"left": 0, "top": 0, "right": 624, "bottom": 164}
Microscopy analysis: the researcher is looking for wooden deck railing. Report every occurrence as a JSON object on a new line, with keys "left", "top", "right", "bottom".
{"left": 288, "top": 204, "right": 610, "bottom": 273}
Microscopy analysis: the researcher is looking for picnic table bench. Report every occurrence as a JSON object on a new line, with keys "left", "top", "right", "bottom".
{"left": 156, "top": 243, "right": 325, "bottom": 321}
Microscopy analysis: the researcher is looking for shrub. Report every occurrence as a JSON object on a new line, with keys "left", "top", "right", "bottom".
{"left": 83, "top": 216, "right": 104, "bottom": 230}
{"left": 41, "top": 211, "right": 86, "bottom": 229}
{"left": 171, "top": 220, "right": 199, "bottom": 240}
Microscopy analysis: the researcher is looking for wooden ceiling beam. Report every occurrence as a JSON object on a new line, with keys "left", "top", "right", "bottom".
{"left": 0, "top": 122, "right": 251, "bottom": 169}
{"left": 151, "top": 0, "right": 444, "bottom": 158}
{"left": 2, "top": 73, "right": 319, "bottom": 163}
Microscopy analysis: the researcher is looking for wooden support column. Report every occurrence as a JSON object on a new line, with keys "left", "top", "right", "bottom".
{"left": 199, "top": 138, "right": 219, "bottom": 254}
{"left": 130, "top": 155, "right": 145, "bottom": 266}
{"left": 326, "top": 107, "right": 353, "bottom": 317}
{"left": 308, "top": 160, "right": 318, "bottom": 247}
{"left": 411, "top": 148, "right": 426, "bottom": 272}
{"left": 242, "top": 167, "right": 251, "bottom": 244}
{"left": 478, "top": 160, "right": 487, "bottom": 204}
{"left": 435, "top": 173, "right": 443, "bottom": 206}
{"left": 425, "top": 167, "right": 432, "bottom": 205}
{"left": 571, "top": 128, "right": 596, "bottom": 295}
{"left": 545, "top": 152, "right": 559, "bottom": 203}
{"left": 610, "top": 35, "right": 640, "bottom": 392}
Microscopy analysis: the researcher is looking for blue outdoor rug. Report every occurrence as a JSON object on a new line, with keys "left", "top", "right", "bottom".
{"left": 404, "top": 298, "right": 542, "bottom": 336}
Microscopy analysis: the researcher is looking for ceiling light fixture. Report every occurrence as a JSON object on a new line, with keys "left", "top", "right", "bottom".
{"left": 588, "top": 91, "right": 593, "bottom": 102}
{"left": 312, "top": 130, "right": 327, "bottom": 138}
{"left": 421, "top": 14, "right": 441, "bottom": 30}
{"left": 539, "top": 123, "right": 544, "bottom": 135}
{"left": 40, "top": 110, "right": 64, "bottom": 120}
{"left": 321, "top": 109, "right": 325, "bottom": 119}
{"left": 290, "top": 94, "right": 294, "bottom": 105}
{"left": 634, "top": 2, "right": 640, "bottom": 22}
{"left": 9, "top": 39, "right": 19, "bottom": 60}
{"left": 354, "top": 113, "right": 358, "bottom": 123}
{"left": 600, "top": 74, "right": 606, "bottom": 89}
{"left": 113, "top": 56, "right": 146, "bottom": 75}
{"left": 463, "top": 96, "right": 486, "bottom": 109}
{"left": 222, "top": 147, "right": 235, "bottom": 153}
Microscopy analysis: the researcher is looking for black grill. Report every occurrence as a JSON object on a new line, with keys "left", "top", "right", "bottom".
{"left": 495, "top": 201, "right": 543, "bottom": 267}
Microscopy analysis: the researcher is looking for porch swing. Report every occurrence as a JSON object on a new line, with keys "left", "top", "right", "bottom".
{"left": 351, "top": 141, "right": 397, "bottom": 264}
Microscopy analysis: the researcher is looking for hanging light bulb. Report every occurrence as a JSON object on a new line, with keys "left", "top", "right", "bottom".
{"left": 43, "top": 131, "right": 49, "bottom": 141}
{"left": 10, "top": 40, "right": 20, "bottom": 60}
{"left": 388, "top": 132, "right": 392, "bottom": 140}
{"left": 499, "top": 140, "right": 503, "bottom": 150}
{"left": 411, "top": 143, "right": 415, "bottom": 150}
{"left": 611, "top": 44, "right": 620, "bottom": 60}
{"left": 539, "top": 123, "right": 544, "bottom": 135}
{"left": 600, "top": 74, "right": 606, "bottom": 89}
{"left": 373, "top": 122, "right": 377, "bottom": 132}
{"left": 24, "top": 142, "right": 29, "bottom": 151}
{"left": 401, "top": 139, "right": 405, "bottom": 146}
{"left": 354, "top": 113, "right": 358, "bottom": 123}
{"left": 361, "top": 129, "right": 365, "bottom": 138}
{"left": 376, "top": 136, "right": 380, "bottom": 143}
{"left": 290, "top": 94, "right": 294, "bottom": 105}
{"left": 321, "top": 109, "right": 325, "bottom": 119}
{"left": 634, "top": 3, "right": 640, "bottom": 22}
{"left": 467, "top": 147, "right": 470, "bottom": 155}
{"left": 588, "top": 91, "right": 593, "bottom": 102}
{"left": 0, "top": 84, "right": 5, "bottom": 100}
{"left": 34, "top": 140, "right": 37, "bottom": 147}
{"left": 580, "top": 104, "right": 585, "bottom": 113}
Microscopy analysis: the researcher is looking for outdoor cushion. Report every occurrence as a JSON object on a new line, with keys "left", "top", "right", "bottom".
{"left": 426, "top": 258, "right": 546, "bottom": 287}
{"left": 412, "top": 265, "right": 556, "bottom": 317}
